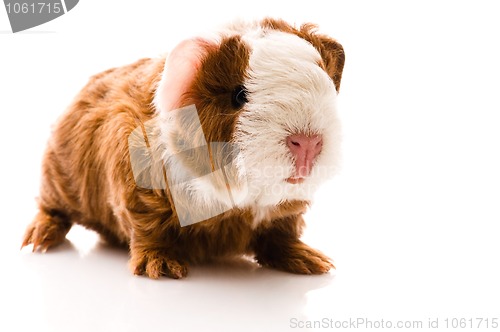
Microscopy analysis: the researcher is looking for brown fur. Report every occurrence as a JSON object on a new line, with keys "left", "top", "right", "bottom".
{"left": 22, "top": 18, "right": 344, "bottom": 279}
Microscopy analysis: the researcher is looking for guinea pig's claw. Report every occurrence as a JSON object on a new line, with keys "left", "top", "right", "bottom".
{"left": 21, "top": 211, "right": 71, "bottom": 253}
{"left": 130, "top": 252, "right": 188, "bottom": 280}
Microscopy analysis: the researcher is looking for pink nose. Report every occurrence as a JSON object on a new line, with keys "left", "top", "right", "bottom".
{"left": 286, "top": 134, "right": 323, "bottom": 177}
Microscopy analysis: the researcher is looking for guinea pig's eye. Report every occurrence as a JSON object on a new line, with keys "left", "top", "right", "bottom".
{"left": 231, "top": 85, "right": 248, "bottom": 108}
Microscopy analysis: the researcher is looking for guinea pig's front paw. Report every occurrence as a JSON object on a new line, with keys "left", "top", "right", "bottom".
{"left": 130, "top": 251, "right": 188, "bottom": 279}
{"left": 256, "top": 241, "right": 334, "bottom": 275}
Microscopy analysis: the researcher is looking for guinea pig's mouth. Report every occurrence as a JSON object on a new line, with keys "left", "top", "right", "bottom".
{"left": 285, "top": 176, "right": 306, "bottom": 184}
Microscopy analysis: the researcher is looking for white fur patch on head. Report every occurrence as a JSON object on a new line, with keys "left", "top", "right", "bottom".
{"left": 234, "top": 30, "right": 341, "bottom": 207}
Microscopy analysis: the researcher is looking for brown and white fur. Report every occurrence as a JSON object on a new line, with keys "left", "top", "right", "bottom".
{"left": 22, "top": 18, "right": 345, "bottom": 279}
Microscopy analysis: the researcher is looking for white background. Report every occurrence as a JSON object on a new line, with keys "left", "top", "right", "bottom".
{"left": 1, "top": 1, "right": 499, "bottom": 331}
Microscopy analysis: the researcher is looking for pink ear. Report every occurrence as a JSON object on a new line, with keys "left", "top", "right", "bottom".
{"left": 154, "top": 38, "right": 209, "bottom": 112}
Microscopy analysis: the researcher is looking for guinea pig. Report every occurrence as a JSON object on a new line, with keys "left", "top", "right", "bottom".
{"left": 21, "top": 18, "right": 345, "bottom": 279}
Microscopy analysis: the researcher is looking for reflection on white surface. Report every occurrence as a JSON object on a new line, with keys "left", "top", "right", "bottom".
{"left": 6, "top": 226, "right": 333, "bottom": 332}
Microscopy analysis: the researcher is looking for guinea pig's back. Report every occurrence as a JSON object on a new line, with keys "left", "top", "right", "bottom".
{"left": 39, "top": 57, "right": 166, "bottom": 245}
